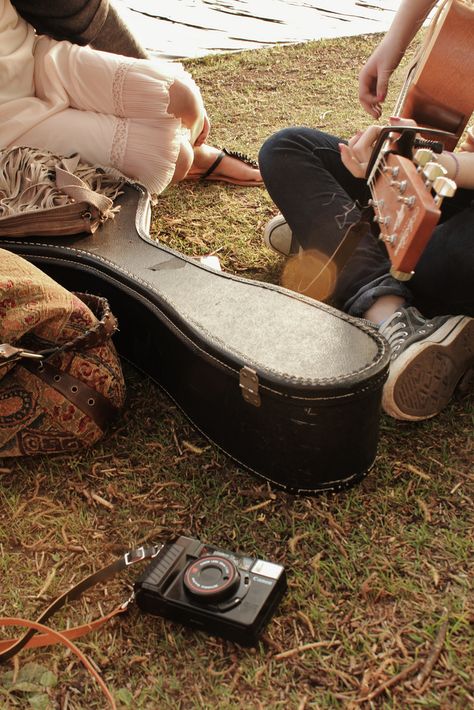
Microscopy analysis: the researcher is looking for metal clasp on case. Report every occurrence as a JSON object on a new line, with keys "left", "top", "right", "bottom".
{"left": 239, "top": 366, "right": 261, "bottom": 407}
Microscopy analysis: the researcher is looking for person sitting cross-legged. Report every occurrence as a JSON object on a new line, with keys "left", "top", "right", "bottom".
{"left": 258, "top": 0, "right": 474, "bottom": 422}
{"left": 258, "top": 119, "right": 474, "bottom": 421}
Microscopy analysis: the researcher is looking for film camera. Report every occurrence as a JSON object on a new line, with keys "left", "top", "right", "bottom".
{"left": 134, "top": 536, "right": 287, "bottom": 646}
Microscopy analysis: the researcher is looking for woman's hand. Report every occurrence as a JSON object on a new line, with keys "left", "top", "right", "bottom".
{"left": 194, "top": 112, "right": 210, "bottom": 147}
{"left": 358, "top": 40, "right": 403, "bottom": 119}
{"left": 358, "top": 0, "right": 437, "bottom": 118}
{"left": 339, "top": 126, "right": 382, "bottom": 178}
{"left": 339, "top": 117, "right": 418, "bottom": 178}
{"left": 460, "top": 126, "right": 474, "bottom": 153}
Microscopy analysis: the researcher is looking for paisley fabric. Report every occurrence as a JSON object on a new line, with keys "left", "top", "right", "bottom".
{"left": 0, "top": 248, "right": 126, "bottom": 456}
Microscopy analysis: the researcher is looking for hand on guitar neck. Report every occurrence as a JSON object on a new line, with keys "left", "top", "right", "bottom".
{"left": 340, "top": 119, "right": 474, "bottom": 188}
{"left": 340, "top": 118, "right": 474, "bottom": 279}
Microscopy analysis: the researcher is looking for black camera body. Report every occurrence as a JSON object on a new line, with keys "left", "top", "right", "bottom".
{"left": 134, "top": 536, "right": 287, "bottom": 646}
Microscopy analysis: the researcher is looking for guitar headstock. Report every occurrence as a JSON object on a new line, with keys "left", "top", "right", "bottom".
{"left": 369, "top": 147, "right": 456, "bottom": 279}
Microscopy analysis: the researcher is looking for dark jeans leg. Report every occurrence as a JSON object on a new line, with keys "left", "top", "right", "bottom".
{"left": 410, "top": 197, "right": 474, "bottom": 317}
{"left": 259, "top": 127, "right": 474, "bottom": 318}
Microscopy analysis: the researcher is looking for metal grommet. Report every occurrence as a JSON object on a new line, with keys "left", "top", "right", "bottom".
{"left": 71, "top": 385, "right": 79, "bottom": 394}
{"left": 88, "top": 398, "right": 95, "bottom": 407}
{"left": 54, "top": 374, "right": 61, "bottom": 382}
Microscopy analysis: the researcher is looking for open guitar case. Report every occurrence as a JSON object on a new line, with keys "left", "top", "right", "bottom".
{"left": 0, "top": 185, "right": 390, "bottom": 494}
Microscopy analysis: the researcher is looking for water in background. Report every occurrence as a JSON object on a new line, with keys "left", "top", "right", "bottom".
{"left": 114, "top": 0, "right": 401, "bottom": 60}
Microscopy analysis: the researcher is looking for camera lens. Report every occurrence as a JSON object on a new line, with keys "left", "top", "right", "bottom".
{"left": 183, "top": 555, "right": 240, "bottom": 602}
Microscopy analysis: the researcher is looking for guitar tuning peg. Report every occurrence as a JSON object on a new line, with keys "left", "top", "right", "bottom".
{"left": 414, "top": 148, "right": 434, "bottom": 168}
{"left": 422, "top": 161, "right": 448, "bottom": 183}
{"left": 433, "top": 176, "right": 457, "bottom": 204}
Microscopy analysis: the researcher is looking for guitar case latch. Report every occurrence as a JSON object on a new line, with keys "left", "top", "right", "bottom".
{"left": 239, "top": 366, "right": 261, "bottom": 407}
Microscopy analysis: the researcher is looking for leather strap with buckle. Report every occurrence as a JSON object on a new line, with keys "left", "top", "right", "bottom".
{"left": 22, "top": 360, "right": 121, "bottom": 431}
{"left": 0, "top": 292, "right": 118, "bottom": 369}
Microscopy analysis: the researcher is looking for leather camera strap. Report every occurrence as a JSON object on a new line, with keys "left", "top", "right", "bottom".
{"left": 0, "top": 616, "right": 118, "bottom": 708}
{"left": 0, "top": 544, "right": 161, "bottom": 662}
{"left": 0, "top": 546, "right": 162, "bottom": 709}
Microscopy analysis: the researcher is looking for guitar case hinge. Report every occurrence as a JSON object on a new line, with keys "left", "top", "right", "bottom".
{"left": 239, "top": 366, "right": 261, "bottom": 407}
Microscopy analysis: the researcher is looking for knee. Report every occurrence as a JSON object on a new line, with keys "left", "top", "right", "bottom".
{"left": 259, "top": 126, "right": 317, "bottom": 178}
{"left": 171, "top": 139, "right": 194, "bottom": 183}
{"left": 168, "top": 78, "right": 204, "bottom": 130}
{"left": 259, "top": 128, "right": 297, "bottom": 168}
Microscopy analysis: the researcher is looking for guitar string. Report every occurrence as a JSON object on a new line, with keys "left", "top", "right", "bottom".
{"left": 367, "top": 153, "right": 391, "bottom": 243}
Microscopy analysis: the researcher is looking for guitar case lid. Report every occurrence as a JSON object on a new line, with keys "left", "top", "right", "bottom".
{"left": 0, "top": 185, "right": 390, "bottom": 493}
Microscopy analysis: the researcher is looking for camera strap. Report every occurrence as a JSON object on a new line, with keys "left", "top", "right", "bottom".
{"left": 0, "top": 544, "right": 162, "bottom": 707}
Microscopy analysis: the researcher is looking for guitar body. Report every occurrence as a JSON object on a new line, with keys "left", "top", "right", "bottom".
{"left": 0, "top": 186, "right": 390, "bottom": 494}
{"left": 395, "top": 0, "right": 474, "bottom": 150}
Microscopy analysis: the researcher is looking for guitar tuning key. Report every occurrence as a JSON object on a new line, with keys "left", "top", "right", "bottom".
{"left": 433, "top": 176, "right": 457, "bottom": 205}
{"left": 397, "top": 195, "right": 417, "bottom": 208}
{"left": 389, "top": 178, "right": 408, "bottom": 193}
{"left": 381, "top": 165, "right": 400, "bottom": 178}
{"left": 414, "top": 148, "right": 434, "bottom": 168}
{"left": 373, "top": 214, "right": 391, "bottom": 226}
{"left": 368, "top": 198, "right": 384, "bottom": 209}
{"left": 422, "top": 161, "right": 448, "bottom": 183}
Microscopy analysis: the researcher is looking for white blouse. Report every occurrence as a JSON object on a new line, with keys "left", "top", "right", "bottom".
{"left": 0, "top": 0, "right": 35, "bottom": 104}
{"left": 0, "top": 0, "right": 70, "bottom": 148}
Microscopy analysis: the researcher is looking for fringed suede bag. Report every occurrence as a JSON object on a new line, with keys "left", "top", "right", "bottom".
{"left": 0, "top": 249, "right": 126, "bottom": 457}
{"left": 0, "top": 146, "right": 124, "bottom": 237}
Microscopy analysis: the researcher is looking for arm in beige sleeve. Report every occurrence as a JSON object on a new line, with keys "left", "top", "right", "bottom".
{"left": 90, "top": 3, "right": 148, "bottom": 58}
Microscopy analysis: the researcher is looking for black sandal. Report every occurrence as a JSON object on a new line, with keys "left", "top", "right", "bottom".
{"left": 189, "top": 148, "right": 262, "bottom": 186}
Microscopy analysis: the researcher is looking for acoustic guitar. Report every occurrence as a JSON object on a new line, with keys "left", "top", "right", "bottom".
{"left": 366, "top": 0, "right": 474, "bottom": 279}
{"left": 394, "top": 0, "right": 474, "bottom": 151}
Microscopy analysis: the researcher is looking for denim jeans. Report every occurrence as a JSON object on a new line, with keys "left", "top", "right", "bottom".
{"left": 259, "top": 127, "right": 474, "bottom": 318}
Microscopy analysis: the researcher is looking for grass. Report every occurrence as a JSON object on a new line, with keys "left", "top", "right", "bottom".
{"left": 1, "top": 34, "right": 473, "bottom": 709}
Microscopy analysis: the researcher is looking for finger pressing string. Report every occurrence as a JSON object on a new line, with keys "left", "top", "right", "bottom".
{"left": 338, "top": 143, "right": 366, "bottom": 178}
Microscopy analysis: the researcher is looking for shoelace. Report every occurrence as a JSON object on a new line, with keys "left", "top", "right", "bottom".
{"left": 382, "top": 310, "right": 435, "bottom": 358}
{"left": 382, "top": 316, "right": 409, "bottom": 356}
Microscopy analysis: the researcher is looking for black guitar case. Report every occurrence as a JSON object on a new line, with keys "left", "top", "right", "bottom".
{"left": 0, "top": 185, "right": 390, "bottom": 494}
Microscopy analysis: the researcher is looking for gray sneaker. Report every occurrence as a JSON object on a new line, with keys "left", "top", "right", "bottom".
{"left": 263, "top": 214, "right": 295, "bottom": 256}
{"left": 379, "top": 306, "right": 474, "bottom": 420}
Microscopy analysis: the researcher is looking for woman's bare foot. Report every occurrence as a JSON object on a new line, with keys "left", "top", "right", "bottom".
{"left": 185, "top": 144, "right": 262, "bottom": 186}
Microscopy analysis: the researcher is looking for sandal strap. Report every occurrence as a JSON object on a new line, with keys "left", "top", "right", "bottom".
{"left": 199, "top": 150, "right": 226, "bottom": 180}
{"left": 198, "top": 148, "right": 259, "bottom": 180}
{"left": 222, "top": 148, "right": 259, "bottom": 169}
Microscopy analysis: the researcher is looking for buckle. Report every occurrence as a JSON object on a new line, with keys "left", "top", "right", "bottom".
{"left": 124, "top": 544, "right": 162, "bottom": 567}
{"left": 0, "top": 344, "right": 44, "bottom": 365}
{"left": 124, "top": 546, "right": 147, "bottom": 566}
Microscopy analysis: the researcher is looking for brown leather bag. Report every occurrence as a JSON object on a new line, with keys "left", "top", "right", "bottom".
{"left": 0, "top": 249, "right": 126, "bottom": 456}
{"left": 0, "top": 146, "right": 124, "bottom": 237}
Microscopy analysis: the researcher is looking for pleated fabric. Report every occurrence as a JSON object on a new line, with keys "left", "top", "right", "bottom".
{"left": 1, "top": 0, "right": 199, "bottom": 194}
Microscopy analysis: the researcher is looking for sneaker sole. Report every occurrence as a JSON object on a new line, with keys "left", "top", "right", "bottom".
{"left": 382, "top": 316, "right": 474, "bottom": 421}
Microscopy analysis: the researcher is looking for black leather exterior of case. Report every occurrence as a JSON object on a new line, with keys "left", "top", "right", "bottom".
{"left": 0, "top": 185, "right": 390, "bottom": 493}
